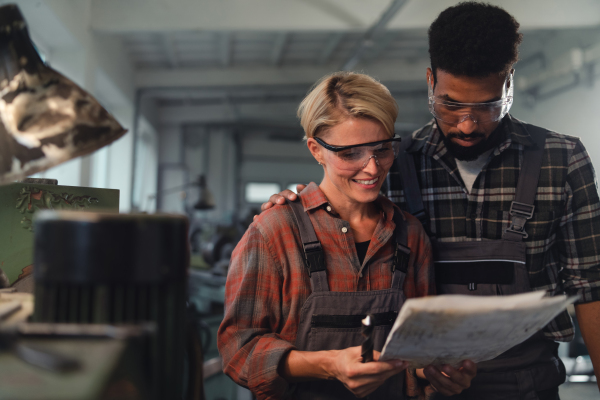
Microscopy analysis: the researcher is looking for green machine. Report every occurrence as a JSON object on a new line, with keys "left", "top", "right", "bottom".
{"left": 0, "top": 179, "right": 119, "bottom": 291}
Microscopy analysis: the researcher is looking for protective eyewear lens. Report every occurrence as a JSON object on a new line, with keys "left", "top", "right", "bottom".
{"left": 315, "top": 136, "right": 401, "bottom": 171}
{"left": 428, "top": 72, "right": 514, "bottom": 125}
{"left": 429, "top": 99, "right": 512, "bottom": 125}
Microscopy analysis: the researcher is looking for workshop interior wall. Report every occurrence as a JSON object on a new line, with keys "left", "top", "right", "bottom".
{"left": 512, "top": 79, "right": 600, "bottom": 173}
{"left": 155, "top": 124, "right": 328, "bottom": 223}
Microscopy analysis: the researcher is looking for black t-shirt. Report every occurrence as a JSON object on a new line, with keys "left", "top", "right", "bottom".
{"left": 355, "top": 240, "right": 370, "bottom": 265}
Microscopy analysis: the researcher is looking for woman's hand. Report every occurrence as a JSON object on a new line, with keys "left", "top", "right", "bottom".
{"left": 330, "top": 346, "right": 408, "bottom": 398}
{"left": 282, "top": 346, "right": 407, "bottom": 398}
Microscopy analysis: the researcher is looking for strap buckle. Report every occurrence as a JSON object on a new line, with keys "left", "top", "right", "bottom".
{"left": 303, "top": 242, "right": 325, "bottom": 277}
{"left": 392, "top": 243, "right": 410, "bottom": 273}
{"left": 504, "top": 201, "right": 535, "bottom": 238}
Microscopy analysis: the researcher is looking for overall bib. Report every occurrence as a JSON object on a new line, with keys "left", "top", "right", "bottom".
{"left": 395, "top": 126, "right": 566, "bottom": 400}
{"left": 285, "top": 198, "right": 410, "bottom": 400}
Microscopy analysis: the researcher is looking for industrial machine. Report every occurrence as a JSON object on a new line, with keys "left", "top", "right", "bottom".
{"left": 33, "top": 212, "right": 194, "bottom": 399}
{"left": 0, "top": 179, "right": 119, "bottom": 292}
{"left": 0, "top": 5, "right": 204, "bottom": 399}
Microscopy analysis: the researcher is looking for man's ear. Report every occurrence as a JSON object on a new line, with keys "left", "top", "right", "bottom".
{"left": 426, "top": 68, "right": 434, "bottom": 90}
{"left": 507, "top": 68, "right": 515, "bottom": 89}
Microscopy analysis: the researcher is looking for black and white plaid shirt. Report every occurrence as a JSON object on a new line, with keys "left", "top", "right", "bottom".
{"left": 387, "top": 115, "right": 600, "bottom": 341}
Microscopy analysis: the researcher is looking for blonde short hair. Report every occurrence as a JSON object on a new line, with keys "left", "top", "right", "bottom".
{"left": 298, "top": 72, "right": 398, "bottom": 139}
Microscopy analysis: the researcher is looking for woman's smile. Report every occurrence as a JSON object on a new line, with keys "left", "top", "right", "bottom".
{"left": 352, "top": 176, "right": 379, "bottom": 188}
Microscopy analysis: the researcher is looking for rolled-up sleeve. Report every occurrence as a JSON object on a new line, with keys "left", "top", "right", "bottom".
{"left": 217, "top": 223, "right": 296, "bottom": 399}
{"left": 559, "top": 140, "right": 600, "bottom": 303}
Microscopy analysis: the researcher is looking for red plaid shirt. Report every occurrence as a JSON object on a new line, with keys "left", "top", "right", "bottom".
{"left": 218, "top": 183, "right": 435, "bottom": 399}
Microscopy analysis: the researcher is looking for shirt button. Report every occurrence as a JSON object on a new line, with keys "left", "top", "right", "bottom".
{"left": 341, "top": 227, "right": 348, "bottom": 233}
{"left": 326, "top": 206, "right": 332, "bottom": 212}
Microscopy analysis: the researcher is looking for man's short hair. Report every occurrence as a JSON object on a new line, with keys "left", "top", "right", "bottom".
{"left": 428, "top": 1, "right": 523, "bottom": 79}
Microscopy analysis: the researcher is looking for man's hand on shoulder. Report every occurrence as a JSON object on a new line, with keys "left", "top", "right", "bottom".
{"left": 254, "top": 184, "right": 307, "bottom": 221}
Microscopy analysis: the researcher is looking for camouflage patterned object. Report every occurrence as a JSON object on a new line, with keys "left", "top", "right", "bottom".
{"left": 0, "top": 4, "right": 127, "bottom": 184}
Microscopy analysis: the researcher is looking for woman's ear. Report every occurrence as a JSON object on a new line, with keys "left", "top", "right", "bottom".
{"left": 307, "top": 138, "right": 324, "bottom": 165}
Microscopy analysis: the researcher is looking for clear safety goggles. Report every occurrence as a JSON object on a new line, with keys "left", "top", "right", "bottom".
{"left": 314, "top": 135, "right": 402, "bottom": 171}
{"left": 428, "top": 71, "right": 514, "bottom": 125}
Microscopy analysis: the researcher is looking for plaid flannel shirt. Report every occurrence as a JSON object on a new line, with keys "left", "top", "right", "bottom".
{"left": 218, "top": 183, "right": 435, "bottom": 399}
{"left": 387, "top": 115, "right": 600, "bottom": 341}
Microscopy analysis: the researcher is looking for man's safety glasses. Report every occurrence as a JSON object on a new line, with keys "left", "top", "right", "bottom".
{"left": 428, "top": 72, "right": 514, "bottom": 125}
{"left": 314, "top": 136, "right": 402, "bottom": 171}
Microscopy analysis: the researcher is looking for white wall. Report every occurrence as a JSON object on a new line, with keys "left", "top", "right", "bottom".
{"left": 239, "top": 138, "right": 323, "bottom": 197}
{"left": 156, "top": 125, "right": 187, "bottom": 214}
{"left": 512, "top": 80, "right": 600, "bottom": 172}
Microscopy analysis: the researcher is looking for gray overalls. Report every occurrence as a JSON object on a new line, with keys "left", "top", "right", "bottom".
{"left": 285, "top": 198, "right": 410, "bottom": 400}
{"left": 395, "top": 126, "right": 566, "bottom": 399}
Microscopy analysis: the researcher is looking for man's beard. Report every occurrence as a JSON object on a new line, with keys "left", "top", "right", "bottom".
{"left": 439, "top": 122, "right": 506, "bottom": 161}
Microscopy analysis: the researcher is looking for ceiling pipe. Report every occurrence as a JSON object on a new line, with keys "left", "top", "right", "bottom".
{"left": 342, "top": 0, "right": 409, "bottom": 71}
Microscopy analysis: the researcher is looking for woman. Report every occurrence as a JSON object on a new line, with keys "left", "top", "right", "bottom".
{"left": 218, "top": 72, "right": 438, "bottom": 399}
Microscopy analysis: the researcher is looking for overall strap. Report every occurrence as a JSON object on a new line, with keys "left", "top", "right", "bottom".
{"left": 391, "top": 211, "right": 411, "bottom": 289}
{"left": 394, "top": 136, "right": 428, "bottom": 228}
{"left": 503, "top": 125, "right": 548, "bottom": 242}
{"left": 285, "top": 198, "right": 329, "bottom": 292}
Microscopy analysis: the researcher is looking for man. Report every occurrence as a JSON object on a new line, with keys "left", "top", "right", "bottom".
{"left": 263, "top": 2, "right": 600, "bottom": 398}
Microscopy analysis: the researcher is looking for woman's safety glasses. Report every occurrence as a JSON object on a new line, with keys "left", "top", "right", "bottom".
{"left": 428, "top": 72, "right": 514, "bottom": 125}
{"left": 314, "top": 135, "right": 402, "bottom": 171}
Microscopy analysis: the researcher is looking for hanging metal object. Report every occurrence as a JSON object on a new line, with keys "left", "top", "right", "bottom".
{"left": 193, "top": 175, "right": 215, "bottom": 210}
{"left": 0, "top": 4, "right": 127, "bottom": 184}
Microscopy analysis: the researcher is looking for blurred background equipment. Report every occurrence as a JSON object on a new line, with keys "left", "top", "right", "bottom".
{"left": 0, "top": 4, "right": 126, "bottom": 184}
{"left": 32, "top": 212, "right": 191, "bottom": 400}
{"left": 0, "top": 178, "right": 119, "bottom": 292}
{"left": 146, "top": 174, "right": 215, "bottom": 213}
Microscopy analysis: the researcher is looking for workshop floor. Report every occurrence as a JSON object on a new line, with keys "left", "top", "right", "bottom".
{"left": 559, "top": 382, "right": 599, "bottom": 399}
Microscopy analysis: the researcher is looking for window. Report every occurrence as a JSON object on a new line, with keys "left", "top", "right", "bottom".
{"left": 245, "top": 182, "right": 281, "bottom": 203}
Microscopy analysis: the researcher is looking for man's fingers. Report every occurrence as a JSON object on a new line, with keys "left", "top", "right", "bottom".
{"left": 283, "top": 190, "right": 297, "bottom": 201}
{"left": 439, "top": 364, "right": 472, "bottom": 389}
{"left": 260, "top": 189, "right": 303, "bottom": 213}
{"left": 423, "top": 359, "right": 477, "bottom": 396}
{"left": 458, "top": 359, "right": 477, "bottom": 379}
{"left": 295, "top": 184, "right": 307, "bottom": 193}
{"left": 260, "top": 200, "right": 274, "bottom": 212}
{"left": 423, "top": 365, "right": 465, "bottom": 396}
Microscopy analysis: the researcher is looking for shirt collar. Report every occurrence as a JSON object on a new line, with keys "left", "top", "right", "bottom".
{"left": 300, "top": 182, "right": 330, "bottom": 212}
{"left": 299, "top": 182, "right": 401, "bottom": 223}
{"left": 408, "top": 114, "right": 536, "bottom": 158}
{"left": 504, "top": 115, "right": 536, "bottom": 147}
